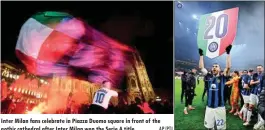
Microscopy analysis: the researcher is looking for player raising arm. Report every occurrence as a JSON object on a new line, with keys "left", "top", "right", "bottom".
{"left": 199, "top": 45, "right": 231, "bottom": 76}
{"left": 199, "top": 45, "right": 232, "bottom": 130}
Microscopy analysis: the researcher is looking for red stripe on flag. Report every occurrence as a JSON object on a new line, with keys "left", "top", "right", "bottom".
{"left": 37, "top": 30, "right": 78, "bottom": 63}
{"left": 219, "top": 7, "right": 239, "bottom": 55}
{"left": 15, "top": 50, "right": 37, "bottom": 74}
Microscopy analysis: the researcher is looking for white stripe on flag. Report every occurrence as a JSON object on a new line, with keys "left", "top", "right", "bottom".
{"left": 206, "top": 11, "right": 224, "bottom": 59}
{"left": 55, "top": 18, "right": 85, "bottom": 39}
{"left": 16, "top": 18, "right": 54, "bottom": 59}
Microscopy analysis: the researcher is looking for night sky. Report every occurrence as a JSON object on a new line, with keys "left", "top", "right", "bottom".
{"left": 1, "top": 1, "right": 173, "bottom": 90}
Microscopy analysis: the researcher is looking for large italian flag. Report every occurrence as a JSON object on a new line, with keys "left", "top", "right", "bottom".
{"left": 197, "top": 7, "right": 239, "bottom": 59}
{"left": 15, "top": 11, "right": 133, "bottom": 84}
{"left": 15, "top": 11, "right": 84, "bottom": 75}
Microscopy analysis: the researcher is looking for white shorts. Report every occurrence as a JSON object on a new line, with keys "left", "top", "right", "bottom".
{"left": 204, "top": 106, "right": 226, "bottom": 129}
{"left": 249, "top": 94, "right": 259, "bottom": 106}
{"left": 242, "top": 94, "right": 250, "bottom": 104}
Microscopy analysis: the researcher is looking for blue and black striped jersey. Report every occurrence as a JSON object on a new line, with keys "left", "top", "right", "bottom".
{"left": 251, "top": 73, "right": 259, "bottom": 95}
{"left": 207, "top": 75, "right": 227, "bottom": 108}
{"left": 257, "top": 73, "right": 264, "bottom": 95}
{"left": 241, "top": 74, "right": 251, "bottom": 96}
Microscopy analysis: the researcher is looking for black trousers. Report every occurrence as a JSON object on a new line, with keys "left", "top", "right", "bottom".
{"left": 202, "top": 85, "right": 207, "bottom": 100}
{"left": 224, "top": 86, "right": 232, "bottom": 105}
{"left": 181, "top": 86, "right": 185, "bottom": 102}
{"left": 185, "top": 90, "right": 194, "bottom": 107}
{"left": 239, "top": 90, "right": 244, "bottom": 107}
{"left": 88, "top": 104, "right": 106, "bottom": 114}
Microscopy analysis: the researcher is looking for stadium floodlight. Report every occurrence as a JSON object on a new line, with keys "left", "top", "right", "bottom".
{"left": 186, "top": 28, "right": 190, "bottom": 32}
{"left": 192, "top": 14, "right": 198, "bottom": 20}
{"left": 178, "top": 22, "right": 182, "bottom": 26}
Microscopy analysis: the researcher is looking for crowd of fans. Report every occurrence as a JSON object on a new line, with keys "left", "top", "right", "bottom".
{"left": 1, "top": 96, "right": 173, "bottom": 114}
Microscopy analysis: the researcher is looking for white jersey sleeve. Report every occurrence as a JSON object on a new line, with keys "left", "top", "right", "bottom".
{"left": 201, "top": 68, "right": 208, "bottom": 76}
{"left": 111, "top": 90, "right": 118, "bottom": 97}
{"left": 92, "top": 88, "right": 118, "bottom": 109}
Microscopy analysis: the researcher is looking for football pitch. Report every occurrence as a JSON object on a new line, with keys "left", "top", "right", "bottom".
{"left": 174, "top": 79, "right": 253, "bottom": 130}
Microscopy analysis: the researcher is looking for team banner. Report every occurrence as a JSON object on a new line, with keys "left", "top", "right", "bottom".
{"left": 197, "top": 7, "right": 239, "bottom": 58}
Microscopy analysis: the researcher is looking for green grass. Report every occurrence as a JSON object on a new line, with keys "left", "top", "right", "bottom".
{"left": 174, "top": 79, "right": 253, "bottom": 130}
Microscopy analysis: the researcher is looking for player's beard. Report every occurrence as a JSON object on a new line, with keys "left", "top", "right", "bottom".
{"left": 212, "top": 69, "right": 219, "bottom": 76}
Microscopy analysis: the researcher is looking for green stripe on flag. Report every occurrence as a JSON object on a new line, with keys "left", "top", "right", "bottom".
{"left": 31, "top": 11, "right": 72, "bottom": 28}
{"left": 197, "top": 14, "right": 210, "bottom": 55}
{"left": 44, "top": 11, "right": 71, "bottom": 17}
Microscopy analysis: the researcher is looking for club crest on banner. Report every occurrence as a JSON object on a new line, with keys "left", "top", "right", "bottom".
{"left": 208, "top": 42, "right": 218, "bottom": 52}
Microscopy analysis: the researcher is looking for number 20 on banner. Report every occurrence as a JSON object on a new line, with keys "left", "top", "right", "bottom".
{"left": 197, "top": 7, "right": 239, "bottom": 59}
